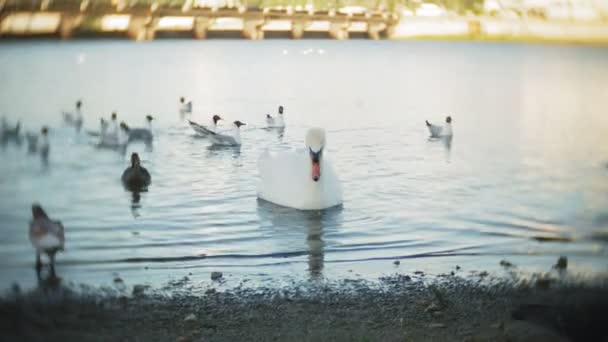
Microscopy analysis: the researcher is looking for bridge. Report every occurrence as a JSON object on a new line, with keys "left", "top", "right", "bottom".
{"left": 0, "top": 0, "right": 399, "bottom": 40}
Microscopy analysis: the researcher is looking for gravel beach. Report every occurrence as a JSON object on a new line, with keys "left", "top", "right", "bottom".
{"left": 2, "top": 269, "right": 608, "bottom": 342}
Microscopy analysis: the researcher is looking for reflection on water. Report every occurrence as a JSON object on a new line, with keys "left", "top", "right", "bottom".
{"left": 0, "top": 41, "right": 608, "bottom": 288}
{"left": 256, "top": 200, "right": 343, "bottom": 279}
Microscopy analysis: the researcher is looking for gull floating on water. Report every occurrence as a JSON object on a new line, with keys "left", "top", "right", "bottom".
{"left": 189, "top": 115, "right": 222, "bottom": 136}
{"left": 425, "top": 116, "right": 453, "bottom": 138}
{"left": 266, "top": 105, "right": 286, "bottom": 128}
{"left": 208, "top": 120, "right": 246, "bottom": 146}
{"left": 29, "top": 204, "right": 65, "bottom": 278}
{"left": 40, "top": 126, "right": 50, "bottom": 161}
{"left": 128, "top": 115, "right": 154, "bottom": 143}
{"left": 257, "top": 127, "right": 343, "bottom": 210}
{"left": 179, "top": 97, "right": 192, "bottom": 116}
{"left": 62, "top": 100, "right": 83, "bottom": 132}
{"left": 1, "top": 117, "right": 21, "bottom": 143}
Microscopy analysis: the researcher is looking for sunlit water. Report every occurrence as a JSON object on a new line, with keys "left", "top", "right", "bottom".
{"left": 1, "top": 40, "right": 607, "bottom": 290}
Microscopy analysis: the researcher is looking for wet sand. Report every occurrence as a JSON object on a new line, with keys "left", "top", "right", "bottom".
{"left": 2, "top": 269, "right": 608, "bottom": 342}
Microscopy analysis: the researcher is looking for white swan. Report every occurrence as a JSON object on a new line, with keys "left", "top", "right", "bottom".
{"left": 62, "top": 100, "right": 83, "bottom": 131}
{"left": 189, "top": 115, "right": 222, "bottom": 136}
{"left": 179, "top": 97, "right": 192, "bottom": 115}
{"left": 257, "top": 128, "right": 343, "bottom": 210}
{"left": 208, "top": 120, "right": 246, "bottom": 146}
{"left": 426, "top": 116, "right": 453, "bottom": 138}
{"left": 266, "top": 105, "right": 285, "bottom": 128}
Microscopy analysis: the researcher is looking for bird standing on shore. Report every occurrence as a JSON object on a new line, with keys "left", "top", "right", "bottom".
{"left": 29, "top": 204, "right": 65, "bottom": 278}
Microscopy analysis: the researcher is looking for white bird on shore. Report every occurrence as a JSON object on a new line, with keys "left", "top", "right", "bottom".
{"left": 29, "top": 204, "right": 65, "bottom": 277}
{"left": 425, "top": 116, "right": 453, "bottom": 138}
{"left": 179, "top": 97, "right": 192, "bottom": 116}
{"left": 257, "top": 128, "right": 343, "bottom": 210}
{"left": 266, "top": 105, "right": 286, "bottom": 128}
{"left": 208, "top": 120, "right": 246, "bottom": 146}
{"left": 189, "top": 115, "right": 222, "bottom": 136}
{"left": 62, "top": 100, "right": 83, "bottom": 132}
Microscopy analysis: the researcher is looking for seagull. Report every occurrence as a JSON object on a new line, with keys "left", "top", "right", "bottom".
{"left": 266, "top": 105, "right": 286, "bottom": 128}
{"left": 179, "top": 97, "right": 192, "bottom": 115}
{"left": 128, "top": 115, "right": 154, "bottom": 143}
{"left": 425, "top": 116, "right": 453, "bottom": 138}
{"left": 62, "top": 100, "right": 84, "bottom": 132}
{"left": 189, "top": 115, "right": 222, "bottom": 136}
{"left": 208, "top": 120, "right": 246, "bottom": 146}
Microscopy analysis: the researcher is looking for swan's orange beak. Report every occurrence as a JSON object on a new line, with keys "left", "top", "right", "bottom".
{"left": 312, "top": 161, "right": 321, "bottom": 182}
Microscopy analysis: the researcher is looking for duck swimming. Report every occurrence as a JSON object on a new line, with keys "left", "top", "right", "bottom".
{"left": 257, "top": 128, "right": 343, "bottom": 210}
{"left": 128, "top": 115, "right": 154, "bottom": 143}
{"left": 208, "top": 120, "right": 246, "bottom": 146}
{"left": 29, "top": 204, "right": 65, "bottom": 277}
{"left": 266, "top": 105, "right": 286, "bottom": 128}
{"left": 121, "top": 153, "right": 151, "bottom": 190}
{"left": 425, "top": 116, "right": 453, "bottom": 138}
{"left": 189, "top": 115, "right": 222, "bottom": 136}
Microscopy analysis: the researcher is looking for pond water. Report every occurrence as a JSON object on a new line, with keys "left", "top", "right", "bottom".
{"left": 1, "top": 40, "right": 607, "bottom": 289}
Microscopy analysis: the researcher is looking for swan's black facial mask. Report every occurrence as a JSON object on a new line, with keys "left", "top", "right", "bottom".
{"left": 309, "top": 148, "right": 323, "bottom": 182}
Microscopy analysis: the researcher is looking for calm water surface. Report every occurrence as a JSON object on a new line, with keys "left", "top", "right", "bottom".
{"left": 1, "top": 40, "right": 607, "bottom": 289}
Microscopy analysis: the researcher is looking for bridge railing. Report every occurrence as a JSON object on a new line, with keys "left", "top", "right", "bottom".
{"left": 0, "top": 0, "right": 400, "bottom": 14}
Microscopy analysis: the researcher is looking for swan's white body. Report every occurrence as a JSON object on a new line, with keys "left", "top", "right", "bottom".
{"left": 426, "top": 121, "right": 453, "bottom": 138}
{"left": 189, "top": 119, "right": 218, "bottom": 136}
{"left": 209, "top": 123, "right": 242, "bottom": 146}
{"left": 257, "top": 128, "right": 343, "bottom": 210}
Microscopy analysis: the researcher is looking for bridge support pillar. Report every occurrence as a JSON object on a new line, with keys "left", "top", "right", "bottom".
{"left": 329, "top": 21, "right": 349, "bottom": 40}
{"left": 367, "top": 22, "right": 386, "bottom": 40}
{"left": 193, "top": 17, "right": 210, "bottom": 39}
{"left": 59, "top": 14, "right": 82, "bottom": 40}
{"left": 291, "top": 20, "right": 306, "bottom": 39}
{"left": 128, "top": 16, "right": 157, "bottom": 41}
{"left": 243, "top": 18, "right": 264, "bottom": 40}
